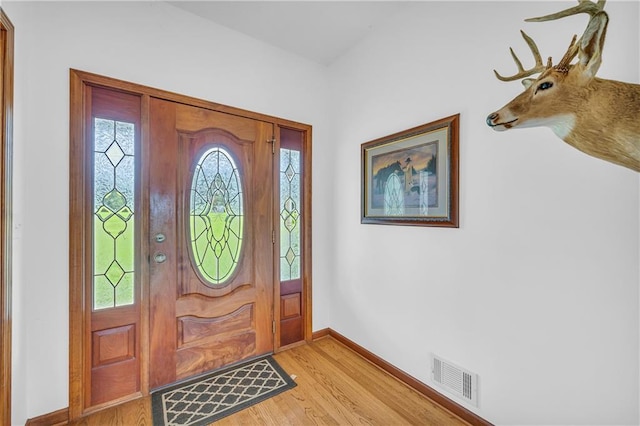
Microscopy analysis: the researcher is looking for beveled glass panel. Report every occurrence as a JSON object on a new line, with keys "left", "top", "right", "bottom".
{"left": 93, "top": 118, "right": 135, "bottom": 310}
{"left": 280, "top": 148, "right": 301, "bottom": 281}
{"left": 189, "top": 147, "right": 243, "bottom": 285}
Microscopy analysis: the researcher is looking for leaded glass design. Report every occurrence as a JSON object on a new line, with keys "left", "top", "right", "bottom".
{"left": 190, "top": 147, "right": 243, "bottom": 285}
{"left": 93, "top": 118, "right": 135, "bottom": 310}
{"left": 280, "top": 149, "right": 301, "bottom": 281}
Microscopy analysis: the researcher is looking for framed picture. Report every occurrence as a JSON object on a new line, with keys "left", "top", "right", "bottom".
{"left": 361, "top": 114, "right": 459, "bottom": 227}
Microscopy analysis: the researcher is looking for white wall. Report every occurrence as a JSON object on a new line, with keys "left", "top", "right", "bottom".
{"left": 328, "top": 1, "right": 639, "bottom": 425}
{"left": 4, "top": 1, "right": 332, "bottom": 423}
{"left": 4, "top": 1, "right": 640, "bottom": 425}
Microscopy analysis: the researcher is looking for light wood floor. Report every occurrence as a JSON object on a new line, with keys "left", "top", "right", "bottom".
{"left": 68, "top": 336, "right": 470, "bottom": 425}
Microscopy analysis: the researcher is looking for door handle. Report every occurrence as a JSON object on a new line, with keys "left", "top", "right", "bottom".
{"left": 154, "top": 252, "right": 167, "bottom": 263}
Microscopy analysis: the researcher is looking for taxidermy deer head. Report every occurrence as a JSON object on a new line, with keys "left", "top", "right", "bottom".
{"left": 486, "top": 0, "right": 640, "bottom": 172}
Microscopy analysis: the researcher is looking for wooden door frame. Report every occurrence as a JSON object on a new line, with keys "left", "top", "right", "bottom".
{"left": 0, "top": 8, "right": 13, "bottom": 426}
{"left": 274, "top": 125, "right": 312, "bottom": 350}
{"left": 69, "top": 70, "right": 312, "bottom": 419}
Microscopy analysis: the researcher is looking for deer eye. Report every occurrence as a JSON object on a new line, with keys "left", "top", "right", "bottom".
{"left": 536, "top": 81, "right": 553, "bottom": 92}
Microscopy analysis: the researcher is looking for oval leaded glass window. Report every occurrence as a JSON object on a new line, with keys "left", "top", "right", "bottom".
{"left": 190, "top": 147, "right": 243, "bottom": 286}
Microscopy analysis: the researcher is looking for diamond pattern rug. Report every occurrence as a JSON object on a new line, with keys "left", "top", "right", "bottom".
{"left": 152, "top": 355, "right": 297, "bottom": 425}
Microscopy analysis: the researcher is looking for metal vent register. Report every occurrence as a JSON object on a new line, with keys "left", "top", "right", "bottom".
{"left": 431, "top": 354, "right": 478, "bottom": 406}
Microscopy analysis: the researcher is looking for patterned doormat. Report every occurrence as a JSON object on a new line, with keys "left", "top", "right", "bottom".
{"left": 152, "top": 355, "right": 297, "bottom": 425}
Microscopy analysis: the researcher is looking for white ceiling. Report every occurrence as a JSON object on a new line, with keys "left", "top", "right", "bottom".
{"left": 168, "top": 1, "right": 411, "bottom": 66}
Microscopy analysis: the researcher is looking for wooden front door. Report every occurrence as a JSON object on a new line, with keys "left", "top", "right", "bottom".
{"left": 148, "top": 98, "right": 274, "bottom": 389}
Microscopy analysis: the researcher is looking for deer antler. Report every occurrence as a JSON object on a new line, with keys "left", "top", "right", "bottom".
{"left": 494, "top": 1, "right": 607, "bottom": 81}
{"left": 525, "top": 0, "right": 606, "bottom": 23}
{"left": 525, "top": 0, "right": 607, "bottom": 73}
{"left": 493, "top": 30, "right": 551, "bottom": 82}
{"left": 555, "top": 35, "right": 579, "bottom": 73}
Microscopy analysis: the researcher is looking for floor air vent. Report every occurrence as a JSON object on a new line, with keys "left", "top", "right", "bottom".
{"left": 431, "top": 354, "right": 478, "bottom": 407}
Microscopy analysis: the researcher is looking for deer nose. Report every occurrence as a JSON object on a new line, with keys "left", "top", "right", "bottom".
{"left": 486, "top": 113, "right": 499, "bottom": 127}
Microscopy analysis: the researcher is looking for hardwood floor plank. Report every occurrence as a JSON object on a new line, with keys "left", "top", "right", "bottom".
{"left": 282, "top": 342, "right": 425, "bottom": 425}
{"left": 313, "top": 337, "right": 470, "bottom": 425}
{"left": 68, "top": 396, "right": 152, "bottom": 426}
{"left": 65, "top": 337, "right": 472, "bottom": 425}
{"left": 283, "top": 345, "right": 375, "bottom": 424}
{"left": 275, "top": 347, "right": 366, "bottom": 425}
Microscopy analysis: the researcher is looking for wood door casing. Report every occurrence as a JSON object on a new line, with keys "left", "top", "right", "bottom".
{"left": 69, "top": 70, "right": 312, "bottom": 418}
{"left": 148, "top": 99, "right": 274, "bottom": 389}
{"left": 0, "top": 8, "right": 12, "bottom": 426}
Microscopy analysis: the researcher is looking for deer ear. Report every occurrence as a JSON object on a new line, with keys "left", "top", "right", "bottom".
{"left": 579, "top": 12, "right": 608, "bottom": 79}
{"left": 522, "top": 78, "right": 536, "bottom": 89}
